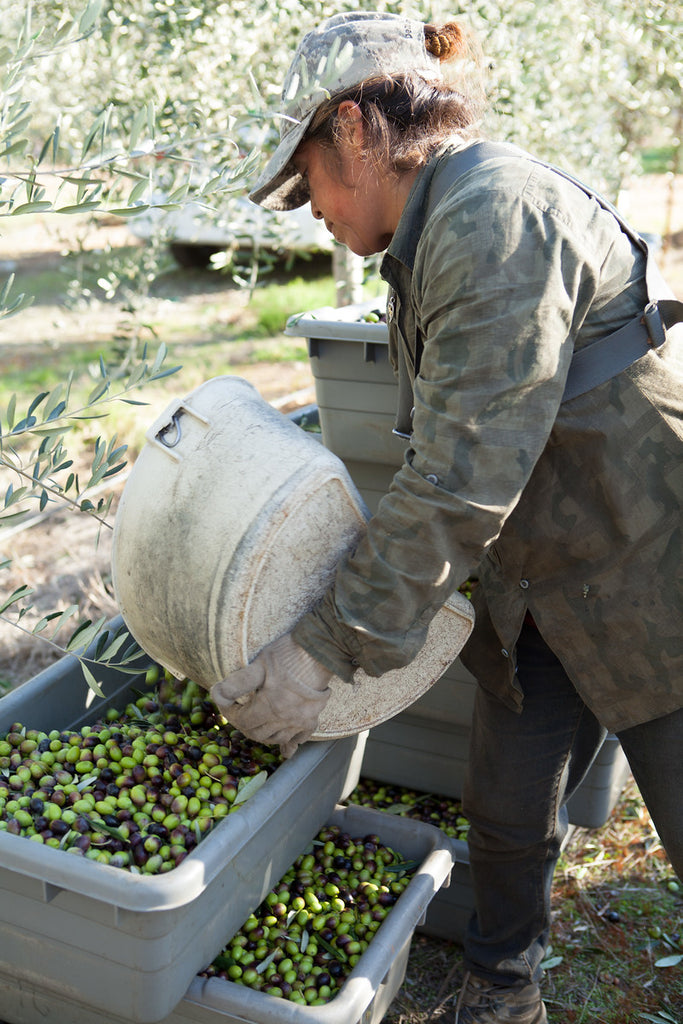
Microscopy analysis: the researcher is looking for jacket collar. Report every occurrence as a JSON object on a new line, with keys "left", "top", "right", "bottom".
{"left": 382, "top": 135, "right": 471, "bottom": 277}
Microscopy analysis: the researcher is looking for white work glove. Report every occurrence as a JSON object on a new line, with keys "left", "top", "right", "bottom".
{"left": 210, "top": 633, "right": 334, "bottom": 758}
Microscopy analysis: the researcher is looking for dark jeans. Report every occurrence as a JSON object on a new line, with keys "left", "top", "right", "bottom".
{"left": 462, "top": 621, "right": 683, "bottom": 986}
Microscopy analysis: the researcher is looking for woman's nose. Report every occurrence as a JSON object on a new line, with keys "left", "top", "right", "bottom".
{"left": 310, "top": 201, "right": 323, "bottom": 220}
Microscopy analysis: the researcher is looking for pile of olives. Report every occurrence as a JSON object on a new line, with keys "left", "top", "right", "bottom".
{"left": 201, "top": 823, "right": 415, "bottom": 1005}
{"left": 0, "top": 670, "right": 282, "bottom": 872}
{"left": 348, "top": 778, "right": 470, "bottom": 841}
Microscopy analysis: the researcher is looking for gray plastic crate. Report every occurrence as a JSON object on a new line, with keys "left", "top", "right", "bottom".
{"left": 339, "top": 459, "right": 396, "bottom": 515}
{"left": 0, "top": 803, "right": 454, "bottom": 1024}
{"left": 362, "top": 715, "right": 629, "bottom": 831}
{"left": 417, "top": 825, "right": 573, "bottom": 944}
{"left": 565, "top": 735, "right": 631, "bottom": 828}
{"left": 0, "top": 643, "right": 366, "bottom": 1024}
{"left": 408, "top": 657, "right": 478, "bottom": 729}
{"left": 285, "top": 300, "right": 402, "bottom": 470}
{"left": 362, "top": 717, "right": 471, "bottom": 801}
{"left": 417, "top": 835, "right": 474, "bottom": 943}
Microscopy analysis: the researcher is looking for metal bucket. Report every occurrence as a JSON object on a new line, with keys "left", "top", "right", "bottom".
{"left": 112, "top": 376, "right": 474, "bottom": 736}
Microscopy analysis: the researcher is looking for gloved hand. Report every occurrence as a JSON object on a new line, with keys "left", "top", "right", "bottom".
{"left": 210, "top": 633, "right": 334, "bottom": 758}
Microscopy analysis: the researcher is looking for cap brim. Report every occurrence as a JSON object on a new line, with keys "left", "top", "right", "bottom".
{"left": 248, "top": 110, "right": 315, "bottom": 211}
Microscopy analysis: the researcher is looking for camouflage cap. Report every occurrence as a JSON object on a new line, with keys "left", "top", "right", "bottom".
{"left": 248, "top": 12, "right": 441, "bottom": 211}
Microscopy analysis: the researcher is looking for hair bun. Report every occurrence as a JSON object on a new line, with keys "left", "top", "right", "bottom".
{"left": 424, "top": 22, "right": 464, "bottom": 60}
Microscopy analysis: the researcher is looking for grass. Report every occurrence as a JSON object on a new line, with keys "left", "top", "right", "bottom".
{"left": 543, "top": 788, "right": 682, "bottom": 1024}
{"left": 640, "top": 145, "right": 680, "bottom": 176}
{"left": 1, "top": 248, "right": 336, "bottom": 383}
{"left": 372, "top": 776, "right": 681, "bottom": 1024}
{"left": 247, "top": 268, "right": 338, "bottom": 337}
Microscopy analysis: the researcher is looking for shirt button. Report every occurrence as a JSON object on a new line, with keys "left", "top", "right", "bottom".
{"left": 351, "top": 658, "right": 360, "bottom": 667}
{"left": 501, "top": 648, "right": 509, "bottom": 658}
{"left": 520, "top": 579, "right": 529, "bottom": 589}
{"left": 425, "top": 473, "right": 439, "bottom": 485}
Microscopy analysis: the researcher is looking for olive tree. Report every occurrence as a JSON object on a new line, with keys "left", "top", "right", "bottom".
{"left": 1, "top": 0, "right": 680, "bottom": 689}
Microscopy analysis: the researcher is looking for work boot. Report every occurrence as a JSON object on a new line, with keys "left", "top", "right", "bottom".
{"left": 454, "top": 971, "right": 547, "bottom": 1023}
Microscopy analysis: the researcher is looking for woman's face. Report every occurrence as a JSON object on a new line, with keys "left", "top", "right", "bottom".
{"left": 293, "top": 103, "right": 412, "bottom": 257}
{"left": 293, "top": 138, "right": 394, "bottom": 257}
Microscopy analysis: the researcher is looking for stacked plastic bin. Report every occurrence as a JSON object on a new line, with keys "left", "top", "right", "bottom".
{"left": 285, "top": 300, "right": 633, "bottom": 941}
{"left": 0, "top": 635, "right": 454, "bottom": 1024}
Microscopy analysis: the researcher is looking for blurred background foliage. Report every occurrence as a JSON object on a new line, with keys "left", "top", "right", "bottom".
{"left": 2, "top": 0, "right": 681, "bottom": 221}
{"left": 0, "top": 0, "right": 680, "bottom": 674}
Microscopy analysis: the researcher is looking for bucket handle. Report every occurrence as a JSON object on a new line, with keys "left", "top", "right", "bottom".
{"left": 145, "top": 398, "right": 211, "bottom": 461}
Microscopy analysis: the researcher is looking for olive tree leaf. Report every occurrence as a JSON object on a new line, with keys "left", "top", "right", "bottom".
{"left": 76, "top": 775, "right": 99, "bottom": 791}
{"left": 3, "top": 393, "right": 17, "bottom": 430}
{"left": 316, "top": 933, "right": 347, "bottom": 963}
{"left": 232, "top": 771, "right": 269, "bottom": 807}
{"left": 653, "top": 953, "right": 683, "bottom": 968}
{"left": 38, "top": 605, "right": 80, "bottom": 640}
{"left": 78, "top": 0, "right": 104, "bottom": 36}
{"left": 54, "top": 201, "right": 103, "bottom": 215}
{"left": 10, "top": 200, "right": 53, "bottom": 216}
{"left": 0, "top": 277, "right": 33, "bottom": 319}
{"left": 0, "top": 585, "right": 33, "bottom": 615}
{"left": 79, "top": 812, "right": 128, "bottom": 842}
{"left": 65, "top": 616, "right": 108, "bottom": 655}
{"left": 540, "top": 955, "right": 563, "bottom": 970}
{"left": 93, "top": 631, "right": 129, "bottom": 663}
{"left": 79, "top": 662, "right": 105, "bottom": 699}
{"left": 254, "top": 950, "right": 279, "bottom": 975}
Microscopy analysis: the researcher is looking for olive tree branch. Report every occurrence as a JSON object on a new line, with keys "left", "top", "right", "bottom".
{"left": 0, "top": 458, "right": 118, "bottom": 530}
{"left": 0, "top": 597, "right": 149, "bottom": 698}
{"left": 0, "top": 343, "right": 180, "bottom": 529}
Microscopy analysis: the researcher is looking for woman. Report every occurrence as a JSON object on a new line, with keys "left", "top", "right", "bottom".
{"left": 210, "top": 12, "right": 683, "bottom": 1023}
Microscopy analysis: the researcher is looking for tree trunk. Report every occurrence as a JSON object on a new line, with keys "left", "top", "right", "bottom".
{"left": 333, "top": 244, "right": 365, "bottom": 306}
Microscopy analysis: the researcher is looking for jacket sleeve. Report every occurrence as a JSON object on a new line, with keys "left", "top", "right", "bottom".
{"left": 292, "top": 165, "right": 607, "bottom": 677}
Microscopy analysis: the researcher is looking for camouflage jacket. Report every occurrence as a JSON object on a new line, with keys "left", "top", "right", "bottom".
{"left": 292, "top": 139, "right": 683, "bottom": 732}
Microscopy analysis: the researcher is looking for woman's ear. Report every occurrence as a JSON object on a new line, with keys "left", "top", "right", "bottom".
{"left": 336, "top": 100, "right": 364, "bottom": 150}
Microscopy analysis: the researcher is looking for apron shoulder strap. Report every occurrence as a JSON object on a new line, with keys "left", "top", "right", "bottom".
{"left": 428, "top": 141, "right": 683, "bottom": 402}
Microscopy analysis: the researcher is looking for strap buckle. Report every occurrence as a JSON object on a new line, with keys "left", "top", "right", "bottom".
{"left": 642, "top": 300, "right": 666, "bottom": 349}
